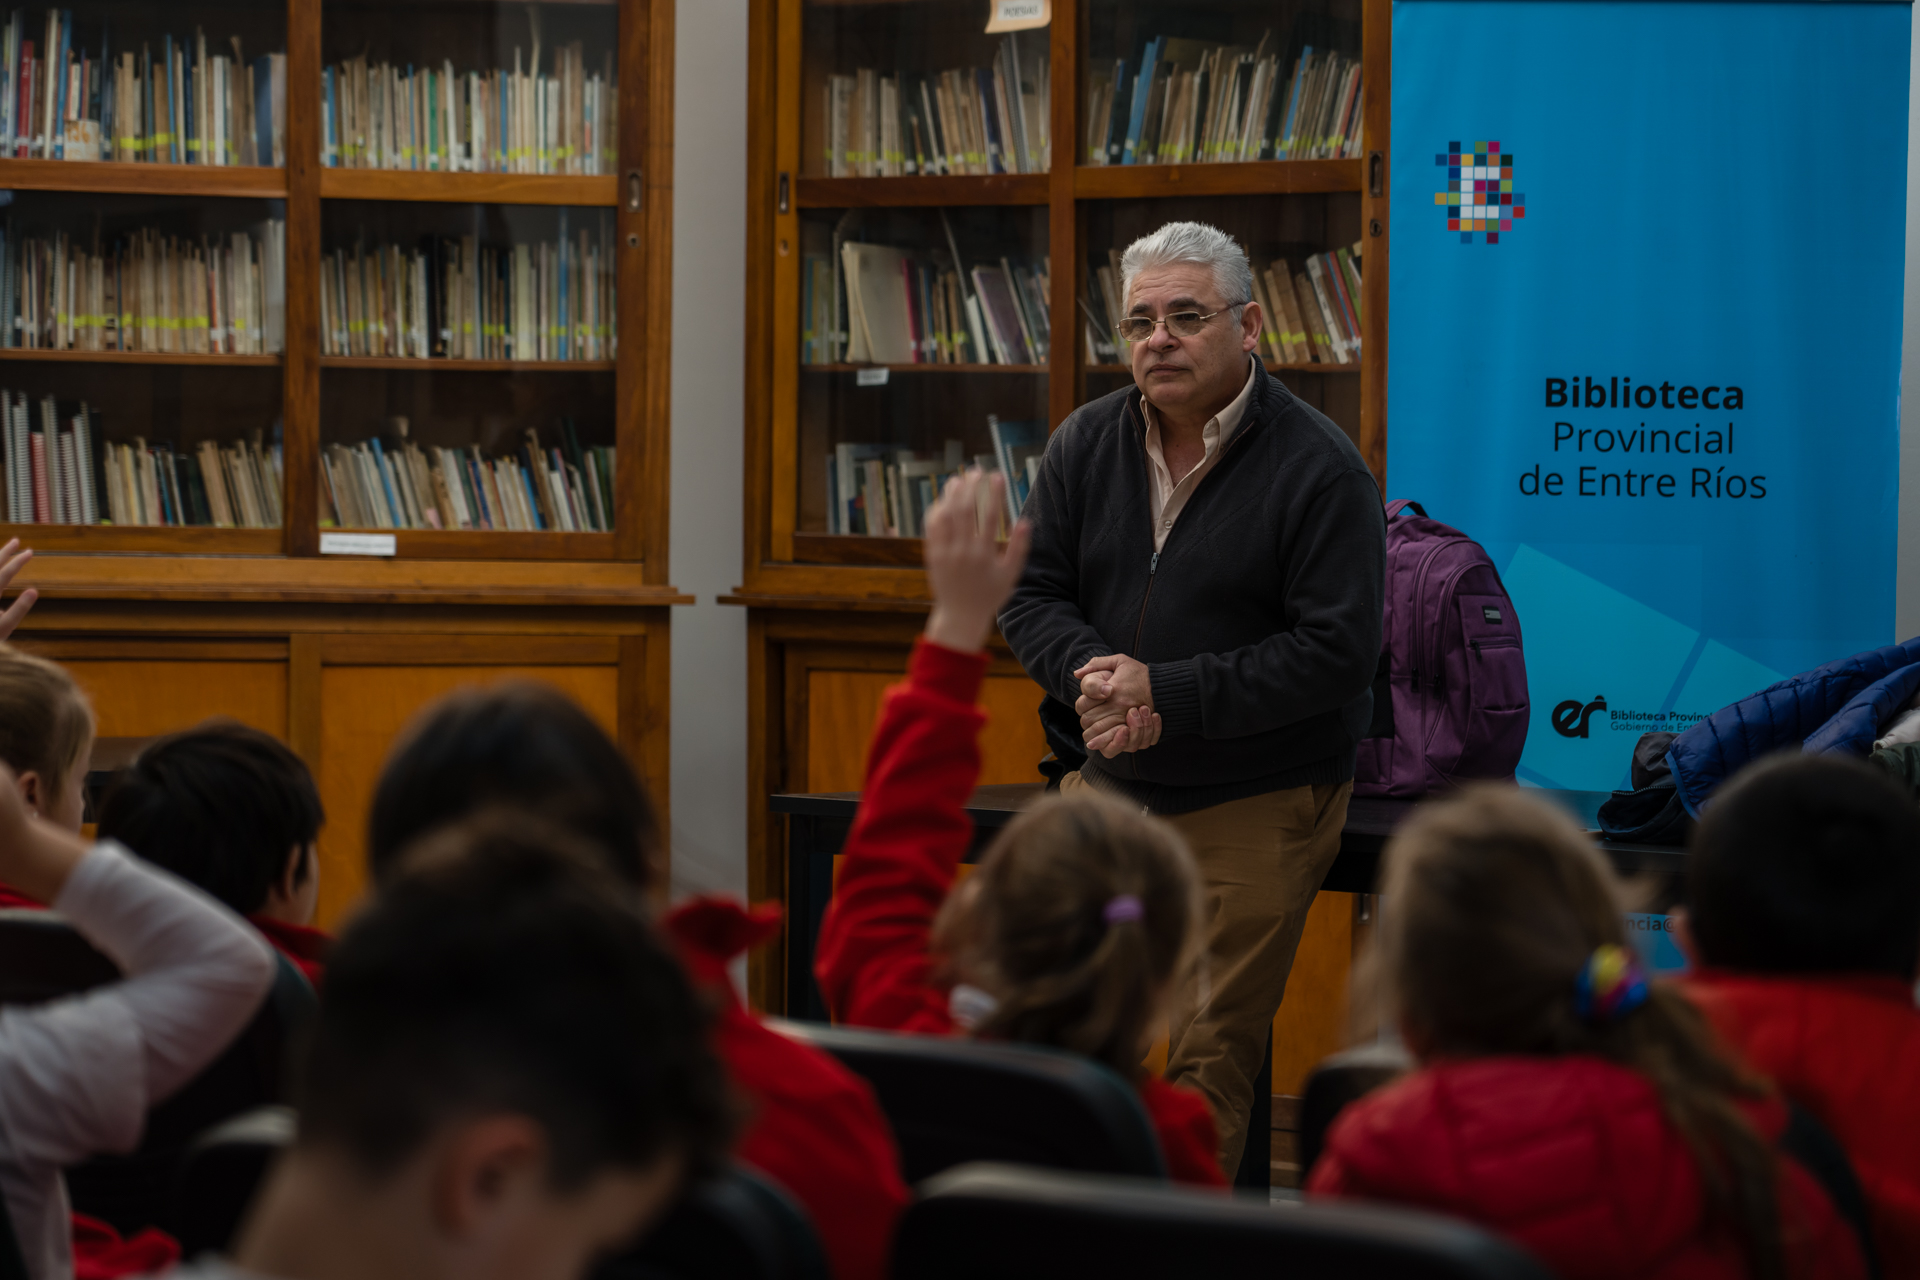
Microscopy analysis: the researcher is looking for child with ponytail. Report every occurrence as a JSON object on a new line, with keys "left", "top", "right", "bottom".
{"left": 1306, "top": 787, "right": 1865, "bottom": 1280}
{"left": 815, "top": 471, "right": 1223, "bottom": 1186}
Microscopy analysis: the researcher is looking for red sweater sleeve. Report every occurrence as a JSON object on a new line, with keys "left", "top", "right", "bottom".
{"left": 1139, "top": 1077, "right": 1228, "bottom": 1187}
{"left": 814, "top": 639, "right": 988, "bottom": 1036}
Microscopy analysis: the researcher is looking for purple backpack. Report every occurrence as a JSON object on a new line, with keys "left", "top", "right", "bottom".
{"left": 1354, "top": 500, "right": 1529, "bottom": 796}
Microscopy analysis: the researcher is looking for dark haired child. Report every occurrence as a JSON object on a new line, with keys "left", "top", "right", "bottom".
{"left": 365, "top": 681, "right": 910, "bottom": 1280}
{"left": 814, "top": 470, "right": 1223, "bottom": 1186}
{"left": 1677, "top": 753, "right": 1920, "bottom": 1275}
{"left": 1307, "top": 786, "right": 1865, "bottom": 1280}
{"left": 156, "top": 811, "right": 731, "bottom": 1280}
{"left": 98, "top": 723, "right": 329, "bottom": 985}
{"left": 0, "top": 759, "right": 274, "bottom": 1280}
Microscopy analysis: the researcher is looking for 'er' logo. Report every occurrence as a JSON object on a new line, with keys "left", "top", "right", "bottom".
{"left": 1551, "top": 695, "right": 1607, "bottom": 739}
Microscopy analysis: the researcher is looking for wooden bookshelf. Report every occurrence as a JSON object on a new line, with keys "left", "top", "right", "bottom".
{"left": 0, "top": 0, "right": 684, "bottom": 918}
{"left": 318, "top": 355, "right": 618, "bottom": 373}
{"left": 737, "top": 0, "right": 1390, "bottom": 1086}
{"left": 0, "top": 159, "right": 288, "bottom": 198}
{"left": 319, "top": 169, "right": 619, "bottom": 206}
{"left": 0, "top": 349, "right": 283, "bottom": 367}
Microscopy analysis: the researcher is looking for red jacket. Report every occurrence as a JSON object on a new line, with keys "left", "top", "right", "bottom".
{"left": 1681, "top": 969, "right": 1920, "bottom": 1276}
{"left": 661, "top": 896, "right": 909, "bottom": 1280}
{"left": 250, "top": 915, "right": 329, "bottom": 988}
{"left": 1307, "top": 1055, "right": 1865, "bottom": 1280}
{"left": 813, "top": 639, "right": 1226, "bottom": 1188}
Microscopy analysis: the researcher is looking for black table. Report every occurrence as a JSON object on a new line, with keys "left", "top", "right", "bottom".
{"left": 771, "top": 784, "right": 1683, "bottom": 1023}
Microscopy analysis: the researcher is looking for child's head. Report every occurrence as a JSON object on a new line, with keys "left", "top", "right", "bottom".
{"left": 97, "top": 721, "right": 324, "bottom": 924}
{"left": 279, "top": 810, "right": 731, "bottom": 1278}
{"left": 1687, "top": 753, "right": 1920, "bottom": 979}
{"left": 0, "top": 643, "right": 94, "bottom": 833}
{"left": 1379, "top": 786, "right": 1786, "bottom": 1280}
{"left": 933, "top": 791, "right": 1199, "bottom": 1076}
{"left": 367, "top": 682, "right": 658, "bottom": 896}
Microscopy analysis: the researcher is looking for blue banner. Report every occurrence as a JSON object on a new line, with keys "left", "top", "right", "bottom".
{"left": 1389, "top": 1, "right": 1911, "bottom": 790}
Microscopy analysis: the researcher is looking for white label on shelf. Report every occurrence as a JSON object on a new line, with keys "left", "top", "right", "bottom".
{"left": 986, "top": 0, "right": 1050, "bottom": 33}
{"left": 856, "top": 367, "right": 891, "bottom": 387}
{"left": 320, "top": 532, "right": 398, "bottom": 557}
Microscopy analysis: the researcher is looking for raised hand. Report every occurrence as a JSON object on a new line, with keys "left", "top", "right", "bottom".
{"left": 922, "top": 470, "right": 1032, "bottom": 654}
{"left": 0, "top": 538, "right": 38, "bottom": 640}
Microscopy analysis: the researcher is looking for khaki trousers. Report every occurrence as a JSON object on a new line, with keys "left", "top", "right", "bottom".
{"left": 1065, "top": 771, "right": 1351, "bottom": 1174}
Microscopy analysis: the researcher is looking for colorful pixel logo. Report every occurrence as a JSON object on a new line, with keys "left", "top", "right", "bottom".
{"left": 1435, "top": 141, "right": 1525, "bottom": 244}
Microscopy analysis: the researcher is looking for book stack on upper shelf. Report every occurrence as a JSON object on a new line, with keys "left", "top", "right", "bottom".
{"left": 1085, "top": 36, "right": 1360, "bottom": 165}
{"left": 320, "top": 216, "right": 615, "bottom": 363}
{"left": 3, "top": 218, "right": 287, "bottom": 354}
{"left": 1, "top": 11, "right": 285, "bottom": 165}
{"left": 822, "top": 33, "right": 1048, "bottom": 177}
{"left": 322, "top": 418, "right": 613, "bottom": 534}
{"left": 803, "top": 209, "right": 1048, "bottom": 367}
{"left": 322, "top": 42, "right": 616, "bottom": 174}
{"left": 0, "top": 390, "right": 281, "bottom": 528}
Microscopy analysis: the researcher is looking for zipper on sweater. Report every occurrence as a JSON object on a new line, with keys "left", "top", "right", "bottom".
{"left": 1127, "top": 550, "right": 1161, "bottom": 779}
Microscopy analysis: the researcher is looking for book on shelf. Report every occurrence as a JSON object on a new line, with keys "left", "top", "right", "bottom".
{"left": 987, "top": 415, "right": 1045, "bottom": 520}
{"left": 823, "top": 33, "right": 1048, "bottom": 177}
{"left": 805, "top": 210, "right": 1046, "bottom": 366}
{"left": 320, "top": 214, "right": 615, "bottom": 362}
{"left": 322, "top": 39, "right": 615, "bottom": 174}
{"left": 1086, "top": 36, "right": 1361, "bottom": 166}
{"left": 321, "top": 418, "right": 614, "bottom": 534}
{"left": 0, "top": 217, "right": 285, "bottom": 354}
{"left": 0, "top": 11, "right": 285, "bottom": 165}
{"left": 0, "top": 389, "right": 281, "bottom": 527}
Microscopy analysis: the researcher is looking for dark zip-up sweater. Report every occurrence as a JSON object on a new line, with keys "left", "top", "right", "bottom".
{"left": 998, "top": 362, "right": 1386, "bottom": 814}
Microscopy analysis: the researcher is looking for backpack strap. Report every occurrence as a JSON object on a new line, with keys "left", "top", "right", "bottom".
{"left": 1384, "top": 499, "right": 1429, "bottom": 520}
{"left": 1780, "top": 1101, "right": 1880, "bottom": 1280}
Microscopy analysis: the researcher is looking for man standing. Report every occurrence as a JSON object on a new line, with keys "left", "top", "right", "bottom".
{"left": 998, "top": 221, "right": 1384, "bottom": 1176}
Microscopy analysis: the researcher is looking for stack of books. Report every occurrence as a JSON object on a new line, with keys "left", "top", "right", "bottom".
{"left": 320, "top": 218, "right": 615, "bottom": 362}
{"left": 323, "top": 43, "right": 615, "bottom": 174}
{"left": 803, "top": 211, "right": 1046, "bottom": 366}
{"left": 0, "top": 391, "right": 281, "bottom": 527}
{"left": 826, "top": 440, "right": 964, "bottom": 537}
{"left": 0, "top": 219, "right": 287, "bottom": 354}
{"left": 322, "top": 421, "right": 614, "bottom": 533}
{"left": 822, "top": 33, "right": 1047, "bottom": 177}
{"left": 823, "top": 416, "right": 1046, "bottom": 537}
{"left": 1082, "top": 244, "right": 1361, "bottom": 367}
{"left": 0, "top": 12, "right": 284, "bottom": 165}
{"left": 1085, "top": 38, "right": 1361, "bottom": 166}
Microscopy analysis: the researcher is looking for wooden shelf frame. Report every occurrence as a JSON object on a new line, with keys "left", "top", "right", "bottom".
{"left": 319, "top": 169, "right": 619, "bottom": 206}
{"left": 0, "top": 159, "right": 288, "bottom": 198}
{"left": 744, "top": 0, "right": 1387, "bottom": 592}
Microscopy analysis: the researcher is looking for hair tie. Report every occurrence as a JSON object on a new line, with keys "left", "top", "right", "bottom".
{"left": 1574, "top": 944, "right": 1650, "bottom": 1024}
{"left": 1103, "top": 894, "right": 1144, "bottom": 925}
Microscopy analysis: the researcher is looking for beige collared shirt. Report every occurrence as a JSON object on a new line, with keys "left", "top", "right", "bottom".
{"left": 1140, "top": 357, "right": 1258, "bottom": 552}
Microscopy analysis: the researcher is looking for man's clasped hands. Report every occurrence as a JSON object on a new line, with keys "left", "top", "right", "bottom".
{"left": 1075, "top": 652, "right": 1163, "bottom": 759}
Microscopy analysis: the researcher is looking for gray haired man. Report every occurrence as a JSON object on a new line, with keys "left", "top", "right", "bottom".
{"left": 999, "top": 221, "right": 1385, "bottom": 1175}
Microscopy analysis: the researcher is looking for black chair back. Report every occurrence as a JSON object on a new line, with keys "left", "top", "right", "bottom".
{"left": 1298, "top": 1043, "right": 1413, "bottom": 1183}
{"left": 893, "top": 1163, "right": 1556, "bottom": 1280}
{"left": 592, "top": 1165, "right": 829, "bottom": 1280}
{"left": 0, "top": 907, "right": 119, "bottom": 1001}
{"left": 170, "top": 1106, "right": 296, "bottom": 1259}
{"left": 771, "top": 1020, "right": 1165, "bottom": 1183}
{"left": 0, "top": 910, "right": 316, "bottom": 1235}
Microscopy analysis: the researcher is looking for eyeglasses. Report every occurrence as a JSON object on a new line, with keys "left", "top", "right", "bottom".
{"left": 1115, "top": 304, "right": 1247, "bottom": 344}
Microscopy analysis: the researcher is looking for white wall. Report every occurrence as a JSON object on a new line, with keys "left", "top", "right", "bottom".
{"left": 668, "top": 0, "right": 749, "bottom": 900}
{"left": 1901, "top": 11, "right": 1920, "bottom": 639}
